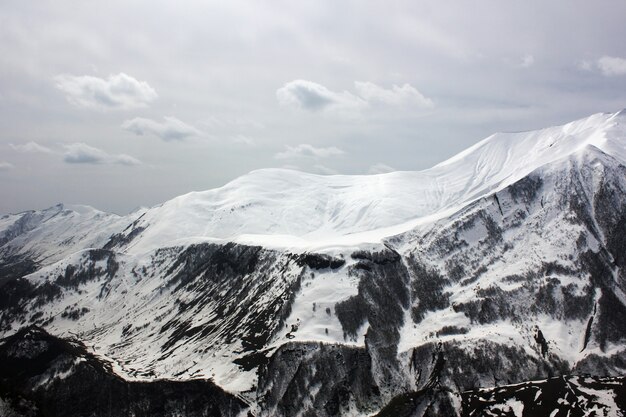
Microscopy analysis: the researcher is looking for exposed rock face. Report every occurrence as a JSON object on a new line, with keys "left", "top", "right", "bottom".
{"left": 258, "top": 343, "right": 381, "bottom": 417}
{"left": 461, "top": 375, "right": 626, "bottom": 417}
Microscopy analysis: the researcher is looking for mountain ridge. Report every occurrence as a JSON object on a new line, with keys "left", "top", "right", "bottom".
{"left": 4, "top": 109, "right": 626, "bottom": 258}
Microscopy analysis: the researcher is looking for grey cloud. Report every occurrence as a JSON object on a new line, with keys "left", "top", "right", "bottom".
{"left": 10, "top": 141, "right": 54, "bottom": 153}
{"left": 578, "top": 60, "right": 593, "bottom": 71}
{"left": 354, "top": 81, "right": 434, "bottom": 108}
{"left": 114, "top": 154, "right": 142, "bottom": 166}
{"left": 10, "top": 141, "right": 140, "bottom": 166}
{"left": 122, "top": 117, "right": 201, "bottom": 141}
{"left": 597, "top": 56, "right": 626, "bottom": 76}
{"left": 275, "top": 143, "right": 344, "bottom": 159}
{"left": 232, "top": 135, "right": 256, "bottom": 146}
{"left": 55, "top": 73, "right": 157, "bottom": 110}
{"left": 63, "top": 143, "right": 141, "bottom": 166}
{"left": 520, "top": 54, "right": 535, "bottom": 68}
{"left": 277, "top": 80, "right": 433, "bottom": 112}
{"left": 0, "top": 162, "right": 14, "bottom": 171}
{"left": 200, "top": 116, "right": 265, "bottom": 131}
{"left": 276, "top": 80, "right": 366, "bottom": 112}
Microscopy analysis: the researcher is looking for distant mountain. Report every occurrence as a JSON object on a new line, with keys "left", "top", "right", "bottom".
{"left": 1, "top": 110, "right": 626, "bottom": 416}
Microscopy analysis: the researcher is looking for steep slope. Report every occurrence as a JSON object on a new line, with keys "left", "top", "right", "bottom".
{"left": 256, "top": 146, "right": 626, "bottom": 416}
{"left": 1, "top": 110, "right": 626, "bottom": 416}
{"left": 395, "top": 145, "right": 626, "bottom": 365}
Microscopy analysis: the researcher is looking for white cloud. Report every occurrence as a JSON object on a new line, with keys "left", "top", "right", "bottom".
{"left": 368, "top": 163, "right": 395, "bottom": 174}
{"left": 521, "top": 54, "right": 535, "bottom": 68}
{"left": 597, "top": 56, "right": 626, "bottom": 76}
{"left": 354, "top": 82, "right": 434, "bottom": 108}
{"left": 63, "top": 143, "right": 141, "bottom": 166}
{"left": 55, "top": 73, "right": 157, "bottom": 110}
{"left": 122, "top": 116, "right": 201, "bottom": 141}
{"left": 9, "top": 141, "right": 54, "bottom": 153}
{"left": 276, "top": 80, "right": 366, "bottom": 112}
{"left": 0, "top": 161, "right": 14, "bottom": 171}
{"left": 275, "top": 143, "right": 344, "bottom": 159}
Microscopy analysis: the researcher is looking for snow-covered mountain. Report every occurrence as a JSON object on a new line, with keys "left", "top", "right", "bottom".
{"left": 1, "top": 110, "right": 626, "bottom": 416}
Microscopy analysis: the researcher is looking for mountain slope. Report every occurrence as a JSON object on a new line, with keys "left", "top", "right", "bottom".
{"left": 0, "top": 204, "right": 141, "bottom": 283}
{"left": 1, "top": 110, "right": 626, "bottom": 416}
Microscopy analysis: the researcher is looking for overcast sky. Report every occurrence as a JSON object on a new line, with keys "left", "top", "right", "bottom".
{"left": 1, "top": 0, "right": 626, "bottom": 215}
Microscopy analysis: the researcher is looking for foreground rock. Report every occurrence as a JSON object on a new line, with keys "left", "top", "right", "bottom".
{"left": 0, "top": 327, "right": 249, "bottom": 417}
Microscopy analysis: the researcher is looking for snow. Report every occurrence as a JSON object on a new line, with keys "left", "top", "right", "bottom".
{"left": 4, "top": 110, "right": 626, "bottom": 259}
{"left": 395, "top": 140, "right": 626, "bottom": 365}
{"left": 3, "top": 109, "right": 626, "bottom": 400}
{"left": 120, "top": 110, "right": 626, "bottom": 253}
{"left": 0, "top": 203, "right": 143, "bottom": 266}
{"left": 574, "top": 379, "right": 623, "bottom": 417}
{"left": 33, "top": 357, "right": 85, "bottom": 389}
{"left": 500, "top": 398, "right": 524, "bottom": 416}
{"left": 270, "top": 258, "right": 367, "bottom": 346}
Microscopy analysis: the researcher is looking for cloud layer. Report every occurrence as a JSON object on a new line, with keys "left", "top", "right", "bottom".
{"left": 368, "top": 163, "right": 395, "bottom": 174}
{"left": 55, "top": 73, "right": 157, "bottom": 110}
{"left": 63, "top": 143, "right": 141, "bottom": 165}
{"left": 0, "top": 162, "right": 13, "bottom": 171}
{"left": 277, "top": 80, "right": 433, "bottom": 113}
{"left": 520, "top": 54, "right": 535, "bottom": 68}
{"left": 8, "top": 141, "right": 141, "bottom": 166}
{"left": 312, "top": 164, "right": 339, "bottom": 175}
{"left": 275, "top": 143, "right": 344, "bottom": 159}
{"left": 276, "top": 80, "right": 365, "bottom": 112}
{"left": 354, "top": 82, "right": 434, "bottom": 108}
{"left": 122, "top": 117, "right": 201, "bottom": 141}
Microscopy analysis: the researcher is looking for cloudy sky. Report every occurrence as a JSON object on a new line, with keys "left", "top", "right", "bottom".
{"left": 1, "top": 0, "right": 626, "bottom": 215}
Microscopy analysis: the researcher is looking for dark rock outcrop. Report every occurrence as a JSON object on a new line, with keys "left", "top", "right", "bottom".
{"left": 0, "top": 327, "right": 249, "bottom": 417}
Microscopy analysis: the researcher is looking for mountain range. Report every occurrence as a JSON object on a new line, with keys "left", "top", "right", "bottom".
{"left": 1, "top": 110, "right": 626, "bottom": 416}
